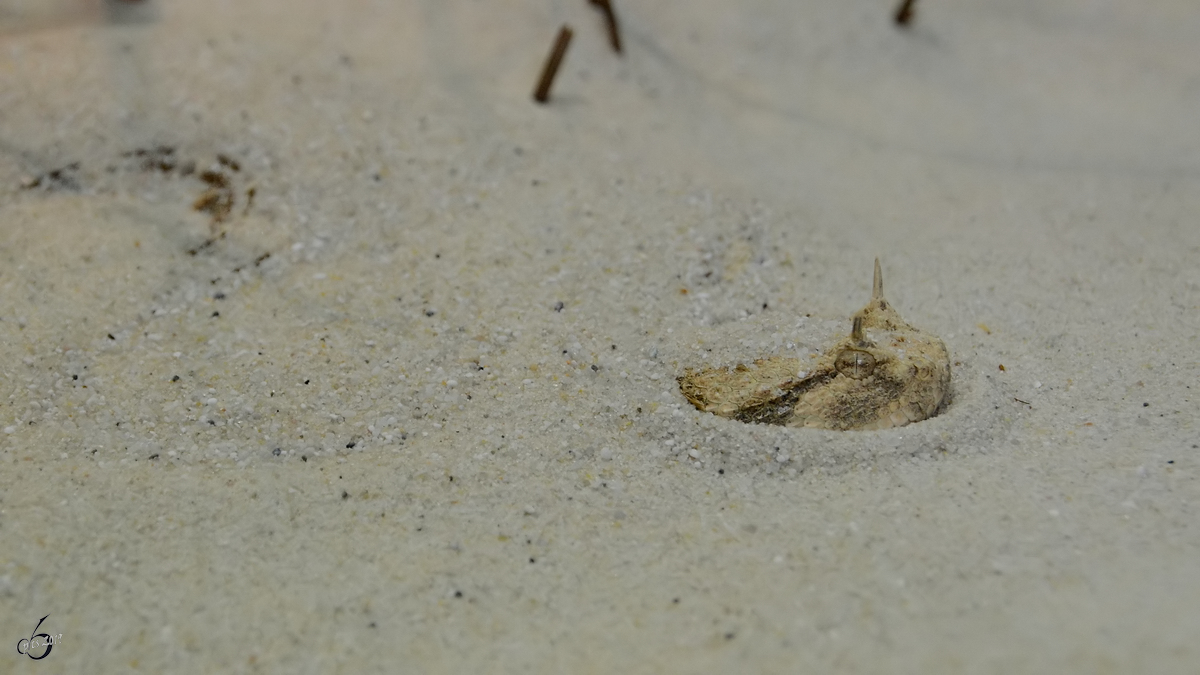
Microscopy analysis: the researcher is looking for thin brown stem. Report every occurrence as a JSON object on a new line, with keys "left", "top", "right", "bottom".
{"left": 533, "top": 25, "right": 574, "bottom": 104}
{"left": 588, "top": 0, "right": 622, "bottom": 54}
{"left": 894, "top": 0, "right": 917, "bottom": 27}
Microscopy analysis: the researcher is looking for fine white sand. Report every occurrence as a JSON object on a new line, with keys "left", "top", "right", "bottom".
{"left": 2, "top": 1, "right": 1198, "bottom": 672}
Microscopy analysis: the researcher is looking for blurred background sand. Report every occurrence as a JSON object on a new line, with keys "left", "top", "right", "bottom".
{"left": 1, "top": 1, "right": 1198, "bottom": 672}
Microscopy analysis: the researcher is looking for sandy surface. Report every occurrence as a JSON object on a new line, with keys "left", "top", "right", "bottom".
{"left": 2, "top": 1, "right": 1199, "bottom": 672}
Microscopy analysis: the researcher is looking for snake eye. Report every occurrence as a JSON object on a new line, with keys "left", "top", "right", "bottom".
{"left": 835, "top": 349, "right": 876, "bottom": 379}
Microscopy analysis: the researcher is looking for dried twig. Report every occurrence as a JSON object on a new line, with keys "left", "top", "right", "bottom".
{"left": 533, "top": 25, "right": 574, "bottom": 104}
{"left": 588, "top": 0, "right": 622, "bottom": 54}
{"left": 894, "top": 0, "right": 917, "bottom": 27}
